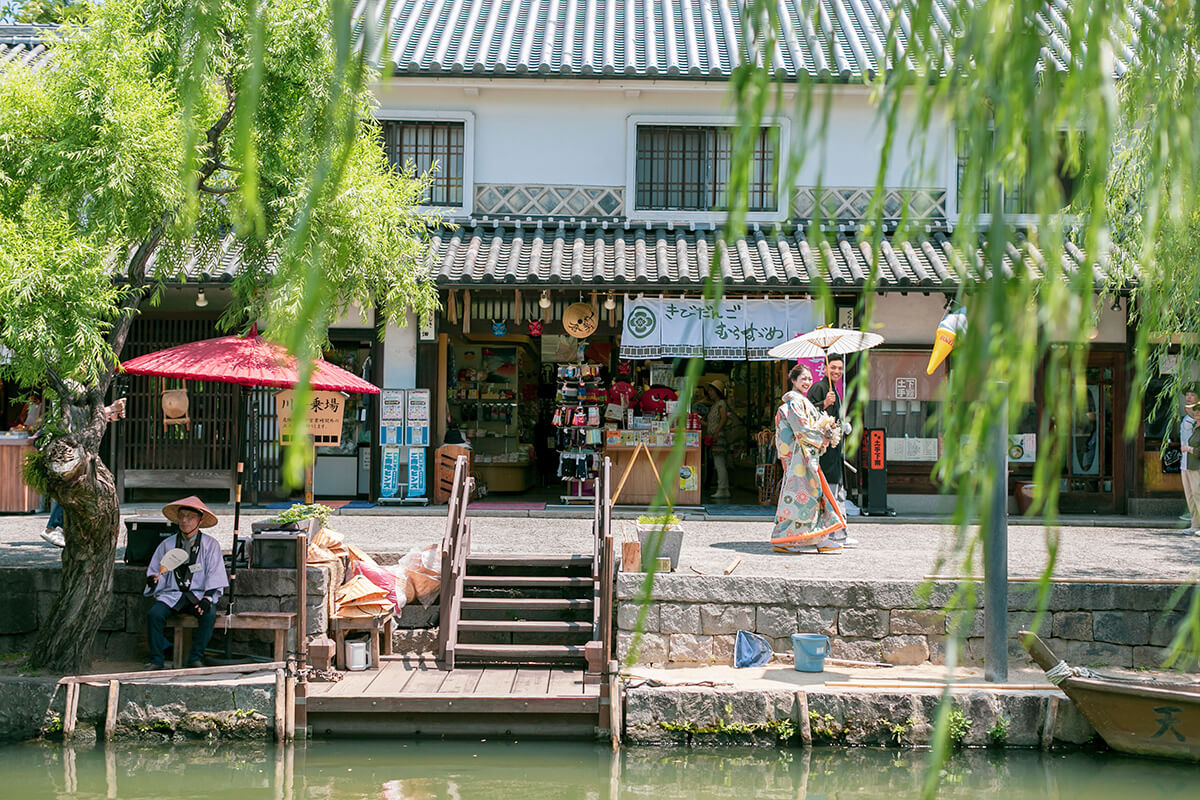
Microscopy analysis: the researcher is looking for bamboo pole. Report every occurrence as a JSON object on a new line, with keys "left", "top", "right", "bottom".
{"left": 63, "top": 682, "right": 78, "bottom": 739}
{"left": 284, "top": 673, "right": 296, "bottom": 742}
{"left": 104, "top": 680, "right": 119, "bottom": 739}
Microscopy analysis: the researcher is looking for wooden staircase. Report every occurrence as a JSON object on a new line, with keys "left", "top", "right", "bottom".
{"left": 452, "top": 553, "right": 595, "bottom": 666}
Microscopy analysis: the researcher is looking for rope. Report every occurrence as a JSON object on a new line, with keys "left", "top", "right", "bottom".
{"left": 1044, "top": 661, "right": 1073, "bottom": 685}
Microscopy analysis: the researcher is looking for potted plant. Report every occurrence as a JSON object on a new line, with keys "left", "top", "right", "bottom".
{"left": 634, "top": 512, "right": 684, "bottom": 571}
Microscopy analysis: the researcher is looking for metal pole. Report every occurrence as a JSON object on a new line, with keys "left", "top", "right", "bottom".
{"left": 984, "top": 385, "right": 1009, "bottom": 682}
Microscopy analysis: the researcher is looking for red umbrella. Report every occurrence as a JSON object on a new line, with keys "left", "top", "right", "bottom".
{"left": 120, "top": 331, "right": 381, "bottom": 637}
{"left": 121, "top": 334, "right": 380, "bottom": 394}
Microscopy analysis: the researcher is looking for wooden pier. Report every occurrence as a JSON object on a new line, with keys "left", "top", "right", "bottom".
{"left": 306, "top": 456, "right": 619, "bottom": 740}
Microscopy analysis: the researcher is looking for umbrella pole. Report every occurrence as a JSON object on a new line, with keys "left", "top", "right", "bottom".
{"left": 226, "top": 386, "right": 244, "bottom": 660}
{"left": 304, "top": 442, "right": 314, "bottom": 504}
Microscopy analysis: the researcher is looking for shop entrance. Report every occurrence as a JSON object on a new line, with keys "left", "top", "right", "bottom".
{"left": 1056, "top": 350, "right": 1126, "bottom": 514}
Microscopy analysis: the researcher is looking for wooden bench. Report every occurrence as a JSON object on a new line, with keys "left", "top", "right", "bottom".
{"left": 331, "top": 616, "right": 394, "bottom": 670}
{"left": 169, "top": 612, "right": 297, "bottom": 668}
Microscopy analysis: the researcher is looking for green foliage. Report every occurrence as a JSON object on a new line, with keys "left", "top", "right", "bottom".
{"left": 273, "top": 502, "right": 333, "bottom": 526}
{"left": 882, "top": 715, "right": 917, "bottom": 746}
{"left": 660, "top": 714, "right": 795, "bottom": 742}
{"left": 988, "top": 716, "right": 1010, "bottom": 746}
{"left": 946, "top": 706, "right": 971, "bottom": 749}
{"left": 809, "top": 710, "right": 846, "bottom": 743}
{"left": 41, "top": 715, "right": 63, "bottom": 736}
{"left": 8, "top": 0, "right": 92, "bottom": 24}
{"left": 635, "top": 513, "right": 682, "bottom": 527}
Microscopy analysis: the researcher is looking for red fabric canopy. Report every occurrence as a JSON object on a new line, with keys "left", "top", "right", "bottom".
{"left": 120, "top": 334, "right": 380, "bottom": 394}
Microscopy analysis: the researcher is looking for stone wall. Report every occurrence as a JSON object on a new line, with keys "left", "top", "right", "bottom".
{"left": 616, "top": 575, "right": 1193, "bottom": 669}
{"left": 623, "top": 685, "right": 1096, "bottom": 748}
{"left": 0, "top": 565, "right": 330, "bottom": 663}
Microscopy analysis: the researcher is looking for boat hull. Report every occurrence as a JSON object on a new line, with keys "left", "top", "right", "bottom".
{"left": 1062, "top": 677, "right": 1200, "bottom": 762}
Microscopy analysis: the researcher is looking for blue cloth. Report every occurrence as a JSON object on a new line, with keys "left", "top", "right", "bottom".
{"left": 733, "top": 630, "right": 773, "bottom": 668}
{"left": 145, "top": 532, "right": 228, "bottom": 607}
{"left": 46, "top": 502, "right": 63, "bottom": 530}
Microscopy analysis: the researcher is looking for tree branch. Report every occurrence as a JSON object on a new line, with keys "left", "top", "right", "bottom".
{"left": 198, "top": 182, "right": 238, "bottom": 195}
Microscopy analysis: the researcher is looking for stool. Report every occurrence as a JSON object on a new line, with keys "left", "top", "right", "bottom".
{"left": 169, "top": 612, "right": 296, "bottom": 668}
{"left": 332, "top": 615, "right": 394, "bottom": 670}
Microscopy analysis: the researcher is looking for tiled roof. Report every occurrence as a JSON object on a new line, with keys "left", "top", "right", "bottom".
{"left": 0, "top": 25, "right": 55, "bottom": 70}
{"left": 366, "top": 0, "right": 1133, "bottom": 81}
{"left": 430, "top": 223, "right": 1109, "bottom": 289}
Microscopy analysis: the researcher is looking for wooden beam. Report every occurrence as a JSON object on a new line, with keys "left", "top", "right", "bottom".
{"left": 104, "top": 680, "right": 119, "bottom": 739}
{"left": 62, "top": 661, "right": 285, "bottom": 685}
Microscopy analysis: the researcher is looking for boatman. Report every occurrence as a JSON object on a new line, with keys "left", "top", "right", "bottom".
{"left": 144, "top": 496, "right": 229, "bottom": 670}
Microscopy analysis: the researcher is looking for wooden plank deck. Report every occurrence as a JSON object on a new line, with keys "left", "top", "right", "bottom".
{"left": 306, "top": 658, "right": 601, "bottom": 733}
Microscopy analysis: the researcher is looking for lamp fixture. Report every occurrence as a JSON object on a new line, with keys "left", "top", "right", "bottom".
{"left": 538, "top": 290, "right": 552, "bottom": 309}
{"left": 603, "top": 291, "right": 616, "bottom": 311}
{"left": 1110, "top": 296, "right": 1122, "bottom": 312}
{"left": 195, "top": 288, "right": 208, "bottom": 308}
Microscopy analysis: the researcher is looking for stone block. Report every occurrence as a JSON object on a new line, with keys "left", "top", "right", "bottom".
{"left": 1149, "top": 613, "right": 1187, "bottom": 647}
{"left": 880, "top": 635, "right": 930, "bottom": 665}
{"left": 829, "top": 637, "right": 881, "bottom": 662}
{"left": 1065, "top": 639, "right": 1133, "bottom": 668}
{"left": 1052, "top": 698, "right": 1099, "bottom": 745}
{"left": 838, "top": 609, "right": 888, "bottom": 638}
{"left": 711, "top": 635, "right": 735, "bottom": 665}
{"left": 126, "top": 596, "right": 152, "bottom": 634}
{"left": 618, "top": 631, "right": 668, "bottom": 664}
{"left": 756, "top": 605, "right": 797, "bottom": 638}
{"left": 112, "top": 567, "right": 148, "bottom": 595}
{"left": 623, "top": 687, "right": 682, "bottom": 728}
{"left": 867, "top": 582, "right": 926, "bottom": 609}
{"left": 658, "top": 603, "right": 701, "bottom": 635}
{"left": 927, "top": 635, "right": 982, "bottom": 666}
{"left": 668, "top": 633, "right": 713, "bottom": 663}
{"left": 890, "top": 609, "right": 942, "bottom": 635}
{"left": 35, "top": 592, "right": 58, "bottom": 627}
{"left": 1132, "top": 645, "right": 1173, "bottom": 669}
{"left": 396, "top": 603, "right": 439, "bottom": 628}
{"left": 305, "top": 600, "right": 328, "bottom": 637}
{"left": 0, "top": 594, "right": 37, "bottom": 635}
{"left": 1093, "top": 611, "right": 1150, "bottom": 646}
{"left": 1110, "top": 584, "right": 1178, "bottom": 612}
{"left": 617, "top": 601, "right": 660, "bottom": 632}
{"left": 796, "top": 607, "right": 837, "bottom": 637}
{"left": 945, "top": 610, "right": 984, "bottom": 638}
{"left": 29, "top": 569, "right": 61, "bottom": 594}
{"left": 233, "top": 569, "right": 295, "bottom": 596}
{"left": 699, "top": 604, "right": 755, "bottom": 635}
{"left": 787, "top": 581, "right": 851, "bottom": 608}
{"left": 1052, "top": 611, "right": 1093, "bottom": 641}
{"left": 233, "top": 596, "right": 284, "bottom": 613}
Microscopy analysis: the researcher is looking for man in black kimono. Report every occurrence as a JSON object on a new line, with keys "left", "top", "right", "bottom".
{"left": 807, "top": 354, "right": 846, "bottom": 497}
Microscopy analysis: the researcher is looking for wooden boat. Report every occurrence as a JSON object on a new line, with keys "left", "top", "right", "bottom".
{"left": 1019, "top": 630, "right": 1200, "bottom": 762}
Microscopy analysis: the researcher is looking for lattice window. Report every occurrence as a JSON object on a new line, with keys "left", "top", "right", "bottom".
{"left": 635, "top": 125, "right": 777, "bottom": 212}
{"left": 381, "top": 120, "right": 465, "bottom": 207}
{"left": 957, "top": 130, "right": 1080, "bottom": 215}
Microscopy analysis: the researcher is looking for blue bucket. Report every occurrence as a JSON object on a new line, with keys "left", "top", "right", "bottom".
{"left": 792, "top": 633, "right": 830, "bottom": 672}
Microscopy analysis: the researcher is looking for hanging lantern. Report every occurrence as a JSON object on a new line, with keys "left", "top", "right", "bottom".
{"left": 161, "top": 388, "right": 191, "bottom": 432}
{"left": 562, "top": 302, "right": 599, "bottom": 338}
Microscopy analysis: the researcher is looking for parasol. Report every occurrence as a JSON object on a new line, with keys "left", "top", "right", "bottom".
{"left": 121, "top": 330, "right": 380, "bottom": 629}
{"left": 766, "top": 327, "right": 886, "bottom": 362}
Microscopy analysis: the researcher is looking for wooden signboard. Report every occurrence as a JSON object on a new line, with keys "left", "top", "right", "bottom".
{"left": 275, "top": 390, "right": 346, "bottom": 447}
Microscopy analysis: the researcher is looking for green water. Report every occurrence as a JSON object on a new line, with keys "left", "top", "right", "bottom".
{"left": 2, "top": 740, "right": 1198, "bottom": 799}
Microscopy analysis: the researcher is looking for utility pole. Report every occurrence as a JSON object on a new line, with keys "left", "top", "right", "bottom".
{"left": 984, "top": 387, "right": 1009, "bottom": 682}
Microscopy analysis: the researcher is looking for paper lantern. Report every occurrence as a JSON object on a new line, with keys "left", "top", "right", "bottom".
{"left": 161, "top": 388, "right": 191, "bottom": 432}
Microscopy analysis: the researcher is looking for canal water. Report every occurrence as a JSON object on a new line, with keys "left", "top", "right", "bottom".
{"left": 2, "top": 740, "right": 1198, "bottom": 799}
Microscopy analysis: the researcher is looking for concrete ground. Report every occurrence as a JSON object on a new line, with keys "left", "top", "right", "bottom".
{"left": 2, "top": 506, "right": 1198, "bottom": 581}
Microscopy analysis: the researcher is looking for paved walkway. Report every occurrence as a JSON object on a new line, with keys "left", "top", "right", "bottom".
{"left": 2, "top": 508, "right": 1197, "bottom": 581}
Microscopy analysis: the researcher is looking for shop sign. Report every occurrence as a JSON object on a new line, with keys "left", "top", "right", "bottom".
{"left": 868, "top": 429, "right": 886, "bottom": 471}
{"left": 894, "top": 378, "right": 917, "bottom": 400}
{"left": 381, "top": 389, "right": 405, "bottom": 421}
{"left": 1008, "top": 433, "right": 1037, "bottom": 464}
{"left": 419, "top": 314, "right": 437, "bottom": 341}
{"left": 276, "top": 389, "right": 344, "bottom": 447}
{"left": 405, "top": 389, "right": 430, "bottom": 447}
{"left": 381, "top": 445, "right": 401, "bottom": 498}
{"left": 620, "top": 296, "right": 818, "bottom": 361}
{"left": 408, "top": 447, "right": 427, "bottom": 498}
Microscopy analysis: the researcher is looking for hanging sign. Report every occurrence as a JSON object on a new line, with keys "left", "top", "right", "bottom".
{"left": 381, "top": 445, "right": 401, "bottom": 498}
{"left": 418, "top": 314, "right": 437, "bottom": 341}
{"left": 408, "top": 447, "right": 427, "bottom": 498}
{"left": 563, "top": 303, "right": 599, "bottom": 338}
{"left": 405, "top": 389, "right": 430, "bottom": 447}
{"left": 276, "top": 389, "right": 345, "bottom": 447}
{"left": 621, "top": 297, "right": 819, "bottom": 360}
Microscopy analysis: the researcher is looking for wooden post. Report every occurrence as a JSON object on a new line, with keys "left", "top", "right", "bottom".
{"left": 274, "top": 669, "right": 286, "bottom": 742}
{"left": 63, "top": 681, "right": 78, "bottom": 740}
{"left": 284, "top": 672, "right": 296, "bottom": 742}
{"left": 304, "top": 444, "right": 314, "bottom": 505}
{"left": 295, "top": 527, "right": 309, "bottom": 739}
{"left": 104, "top": 680, "right": 119, "bottom": 739}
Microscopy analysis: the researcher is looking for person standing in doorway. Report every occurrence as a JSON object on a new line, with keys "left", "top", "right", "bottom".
{"left": 703, "top": 380, "right": 731, "bottom": 501}
{"left": 1181, "top": 390, "right": 1200, "bottom": 535}
{"left": 144, "top": 496, "right": 228, "bottom": 669}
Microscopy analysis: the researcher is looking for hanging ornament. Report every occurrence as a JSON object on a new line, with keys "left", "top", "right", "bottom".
{"left": 617, "top": 360, "right": 633, "bottom": 376}
{"left": 491, "top": 320, "right": 507, "bottom": 337}
{"left": 527, "top": 319, "right": 543, "bottom": 337}
{"left": 562, "top": 302, "right": 599, "bottom": 338}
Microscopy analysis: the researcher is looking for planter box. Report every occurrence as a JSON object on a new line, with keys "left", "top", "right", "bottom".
{"left": 635, "top": 523, "right": 684, "bottom": 572}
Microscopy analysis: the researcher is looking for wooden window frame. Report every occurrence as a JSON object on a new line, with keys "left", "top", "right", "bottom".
{"left": 374, "top": 111, "right": 474, "bottom": 217}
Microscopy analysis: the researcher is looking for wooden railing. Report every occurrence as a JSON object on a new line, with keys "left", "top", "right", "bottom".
{"left": 437, "top": 455, "right": 473, "bottom": 670}
{"left": 591, "top": 457, "right": 616, "bottom": 669}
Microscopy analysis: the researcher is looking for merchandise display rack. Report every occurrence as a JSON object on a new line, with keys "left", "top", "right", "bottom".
{"left": 552, "top": 363, "right": 606, "bottom": 504}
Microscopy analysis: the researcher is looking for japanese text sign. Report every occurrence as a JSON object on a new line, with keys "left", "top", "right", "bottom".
{"left": 275, "top": 389, "right": 345, "bottom": 447}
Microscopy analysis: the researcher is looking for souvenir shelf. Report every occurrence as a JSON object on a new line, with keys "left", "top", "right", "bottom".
{"left": 449, "top": 345, "right": 533, "bottom": 493}
{"left": 553, "top": 363, "right": 606, "bottom": 504}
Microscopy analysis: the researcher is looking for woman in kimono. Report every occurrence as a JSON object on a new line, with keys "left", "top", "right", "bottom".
{"left": 771, "top": 364, "right": 848, "bottom": 553}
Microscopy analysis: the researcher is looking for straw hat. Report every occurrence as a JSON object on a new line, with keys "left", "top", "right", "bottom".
{"left": 162, "top": 496, "right": 218, "bottom": 529}
{"left": 704, "top": 377, "right": 728, "bottom": 396}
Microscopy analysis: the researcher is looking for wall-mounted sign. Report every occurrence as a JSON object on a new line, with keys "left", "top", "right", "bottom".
{"left": 381, "top": 389, "right": 405, "bottom": 421}
{"left": 381, "top": 445, "right": 401, "bottom": 498}
{"left": 408, "top": 447, "right": 427, "bottom": 498}
{"left": 419, "top": 314, "right": 437, "bottom": 341}
{"left": 894, "top": 378, "right": 917, "bottom": 401}
{"left": 276, "top": 389, "right": 345, "bottom": 447}
{"left": 619, "top": 297, "right": 819, "bottom": 360}
{"left": 405, "top": 389, "right": 430, "bottom": 447}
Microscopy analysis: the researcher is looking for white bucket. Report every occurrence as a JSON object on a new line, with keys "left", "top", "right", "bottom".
{"left": 346, "top": 640, "right": 369, "bottom": 671}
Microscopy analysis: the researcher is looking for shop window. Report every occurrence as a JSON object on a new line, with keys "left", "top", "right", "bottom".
{"left": 380, "top": 120, "right": 465, "bottom": 207}
{"left": 956, "top": 129, "right": 1082, "bottom": 214}
{"left": 863, "top": 351, "right": 944, "bottom": 462}
{"left": 634, "top": 125, "right": 777, "bottom": 212}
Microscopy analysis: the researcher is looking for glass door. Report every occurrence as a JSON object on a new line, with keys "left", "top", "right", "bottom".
{"left": 1058, "top": 351, "right": 1125, "bottom": 513}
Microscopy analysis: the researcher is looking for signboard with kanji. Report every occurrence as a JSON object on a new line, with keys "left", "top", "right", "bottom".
{"left": 381, "top": 445, "right": 401, "bottom": 498}
{"left": 275, "top": 389, "right": 345, "bottom": 447}
{"left": 408, "top": 447, "right": 427, "bottom": 498}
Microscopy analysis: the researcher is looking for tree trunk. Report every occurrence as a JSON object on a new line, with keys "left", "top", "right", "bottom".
{"left": 28, "top": 401, "right": 121, "bottom": 674}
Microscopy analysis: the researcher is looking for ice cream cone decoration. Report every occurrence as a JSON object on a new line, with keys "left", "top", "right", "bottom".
{"left": 926, "top": 308, "right": 967, "bottom": 375}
